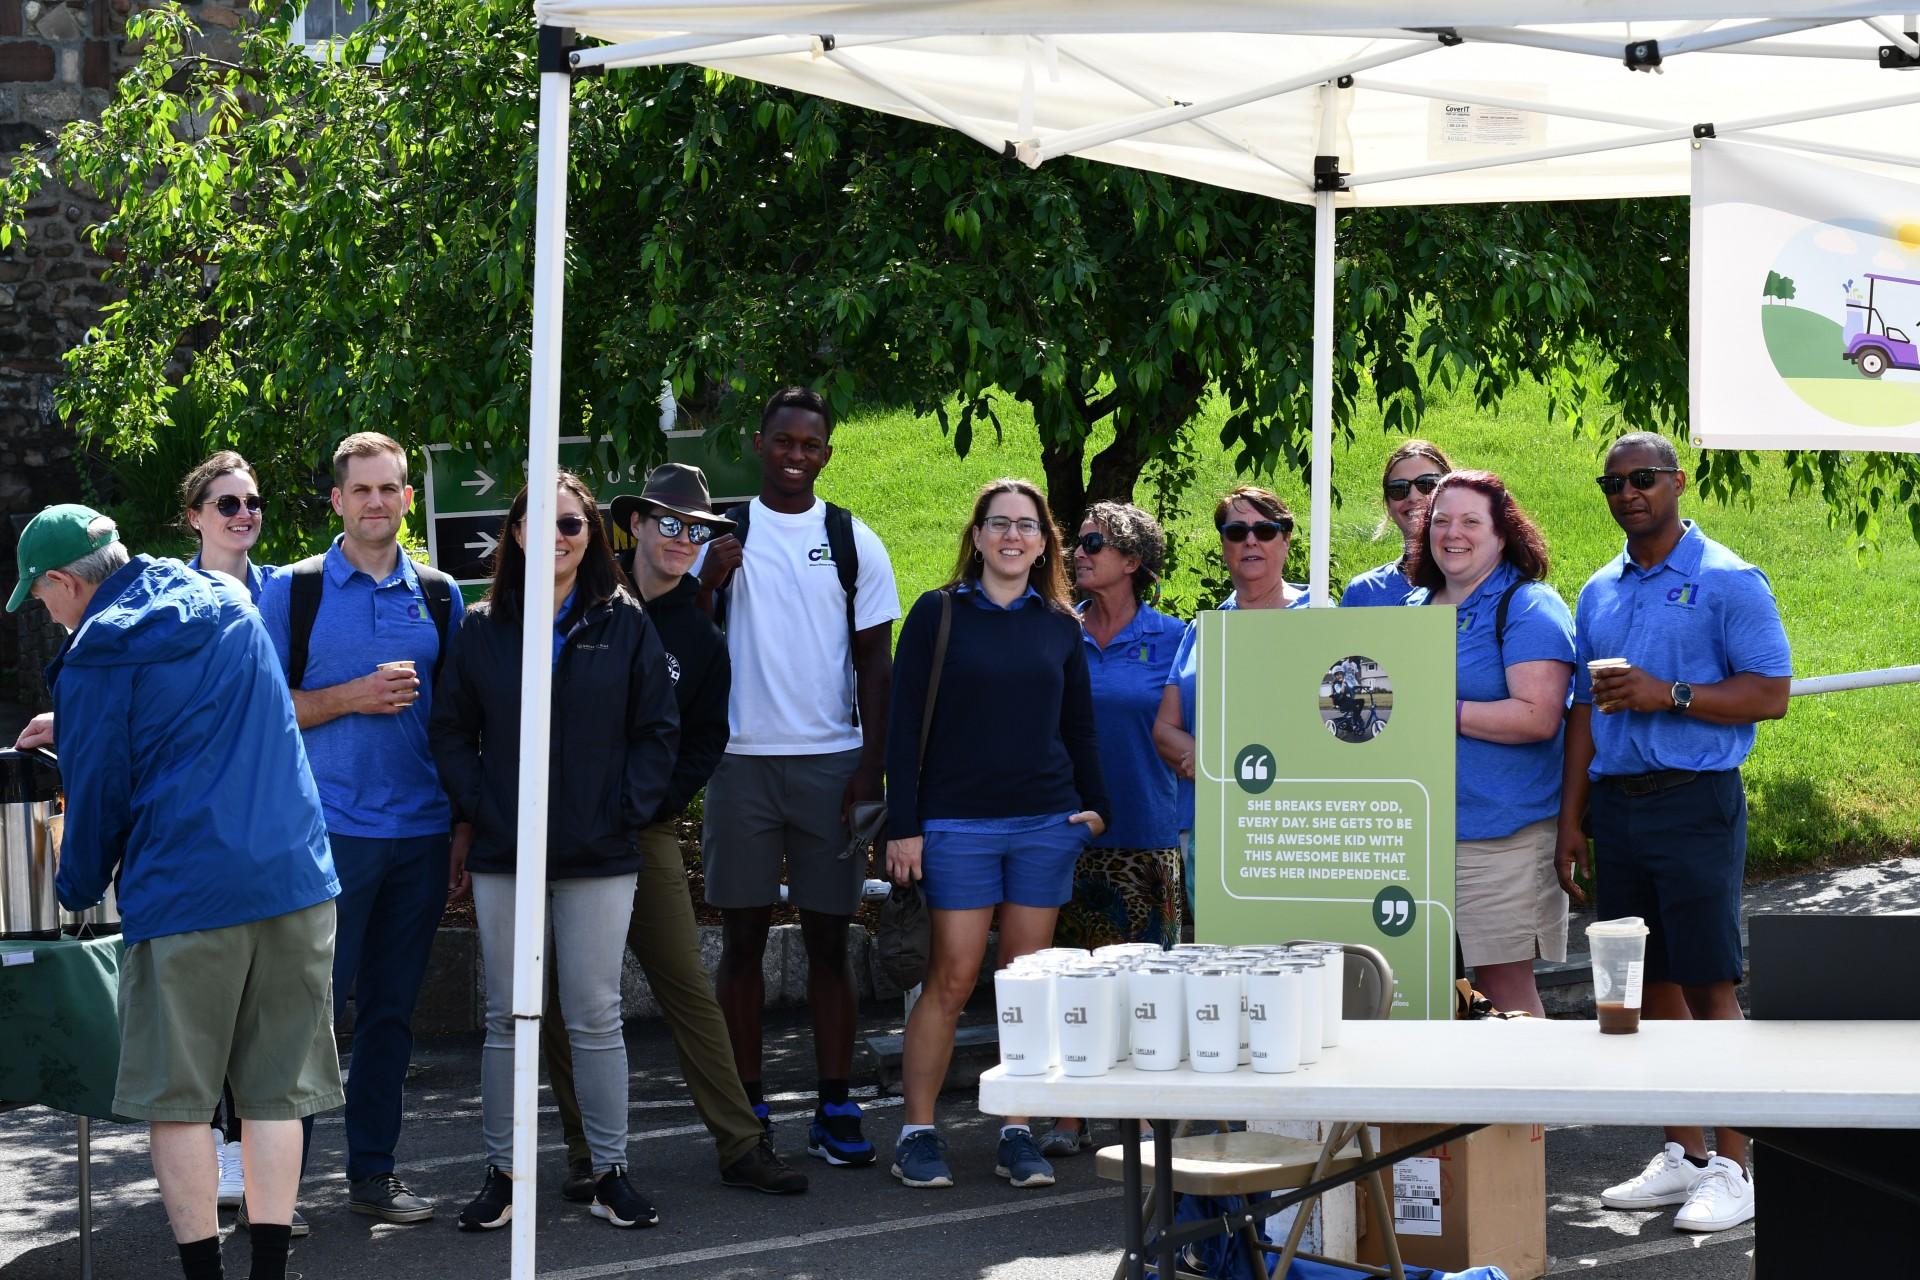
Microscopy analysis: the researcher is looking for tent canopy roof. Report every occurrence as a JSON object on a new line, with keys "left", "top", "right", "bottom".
{"left": 532, "top": 6, "right": 1920, "bottom": 205}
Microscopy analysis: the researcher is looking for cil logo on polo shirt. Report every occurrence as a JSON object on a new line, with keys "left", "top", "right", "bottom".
{"left": 807, "top": 544, "right": 836, "bottom": 565}
{"left": 406, "top": 603, "right": 424, "bottom": 621}
{"left": 1666, "top": 583, "right": 1701, "bottom": 608}
{"left": 1456, "top": 611, "right": 1474, "bottom": 633}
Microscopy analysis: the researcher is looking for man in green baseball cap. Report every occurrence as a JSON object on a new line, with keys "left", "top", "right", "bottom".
{"left": 7, "top": 503, "right": 123, "bottom": 621}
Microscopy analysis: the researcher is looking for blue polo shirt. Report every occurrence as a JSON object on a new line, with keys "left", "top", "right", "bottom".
{"left": 189, "top": 554, "right": 278, "bottom": 606}
{"left": 1081, "top": 601, "right": 1183, "bottom": 849}
{"left": 1340, "top": 558, "right": 1418, "bottom": 608}
{"left": 1409, "top": 562, "right": 1576, "bottom": 841}
{"left": 1166, "top": 597, "right": 1239, "bottom": 830}
{"left": 260, "top": 536, "right": 464, "bottom": 838}
{"left": 1571, "top": 521, "right": 1792, "bottom": 777}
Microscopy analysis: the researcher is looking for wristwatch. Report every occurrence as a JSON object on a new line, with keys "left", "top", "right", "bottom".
{"left": 1669, "top": 681, "right": 1694, "bottom": 714}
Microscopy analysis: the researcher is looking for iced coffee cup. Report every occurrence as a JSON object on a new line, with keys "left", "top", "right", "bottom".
{"left": 378, "top": 660, "right": 416, "bottom": 673}
{"left": 1586, "top": 918, "right": 1650, "bottom": 1034}
{"left": 1587, "top": 657, "right": 1629, "bottom": 712}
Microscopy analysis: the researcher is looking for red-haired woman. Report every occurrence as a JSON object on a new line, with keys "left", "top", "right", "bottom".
{"left": 883, "top": 478, "right": 1109, "bottom": 1193}
{"left": 1406, "top": 470, "right": 1575, "bottom": 1017}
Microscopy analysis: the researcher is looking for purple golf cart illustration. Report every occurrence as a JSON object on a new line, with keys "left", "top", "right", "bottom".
{"left": 1843, "top": 273, "right": 1920, "bottom": 377}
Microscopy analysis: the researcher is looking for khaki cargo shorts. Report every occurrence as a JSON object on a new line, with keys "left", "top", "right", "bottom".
{"left": 114, "top": 900, "right": 344, "bottom": 1123}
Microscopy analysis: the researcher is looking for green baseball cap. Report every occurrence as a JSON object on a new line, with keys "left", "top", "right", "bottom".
{"left": 8, "top": 504, "right": 118, "bottom": 613}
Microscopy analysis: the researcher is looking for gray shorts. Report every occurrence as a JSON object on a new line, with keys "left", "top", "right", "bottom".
{"left": 702, "top": 750, "right": 864, "bottom": 914}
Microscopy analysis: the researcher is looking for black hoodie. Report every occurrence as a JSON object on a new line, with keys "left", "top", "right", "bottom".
{"left": 429, "top": 590, "right": 680, "bottom": 878}
{"left": 638, "top": 574, "right": 732, "bottom": 822}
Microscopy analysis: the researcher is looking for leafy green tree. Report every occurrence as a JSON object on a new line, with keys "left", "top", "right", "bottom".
{"left": 4, "top": 0, "right": 1916, "bottom": 551}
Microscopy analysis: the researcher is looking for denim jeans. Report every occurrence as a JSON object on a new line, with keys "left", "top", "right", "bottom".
{"left": 323, "top": 831, "right": 449, "bottom": 1182}
{"left": 472, "top": 871, "right": 637, "bottom": 1173}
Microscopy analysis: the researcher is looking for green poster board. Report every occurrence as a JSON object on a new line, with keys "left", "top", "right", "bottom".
{"left": 423, "top": 429, "right": 760, "bottom": 595}
{"left": 1194, "top": 607, "right": 1457, "bottom": 1019}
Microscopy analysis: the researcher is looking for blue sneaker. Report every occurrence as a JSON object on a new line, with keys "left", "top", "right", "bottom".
{"left": 995, "top": 1128, "right": 1056, "bottom": 1188}
{"left": 890, "top": 1129, "right": 954, "bottom": 1189}
{"left": 807, "top": 1101, "right": 877, "bottom": 1167}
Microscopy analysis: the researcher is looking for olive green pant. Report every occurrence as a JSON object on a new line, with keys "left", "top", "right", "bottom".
{"left": 542, "top": 821, "right": 761, "bottom": 1170}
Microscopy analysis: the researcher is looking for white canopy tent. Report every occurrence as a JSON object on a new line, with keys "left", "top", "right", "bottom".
{"left": 499, "top": 7, "right": 1920, "bottom": 1272}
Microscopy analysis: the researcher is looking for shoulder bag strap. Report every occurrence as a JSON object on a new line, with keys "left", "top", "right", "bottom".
{"left": 917, "top": 589, "right": 952, "bottom": 773}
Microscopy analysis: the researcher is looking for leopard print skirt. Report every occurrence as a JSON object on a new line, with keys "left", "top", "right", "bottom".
{"left": 1053, "top": 846, "right": 1183, "bottom": 949}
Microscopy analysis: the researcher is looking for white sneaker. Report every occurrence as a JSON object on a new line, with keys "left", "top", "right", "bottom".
{"left": 216, "top": 1138, "right": 245, "bottom": 1209}
{"left": 1599, "top": 1141, "right": 1707, "bottom": 1209}
{"left": 1674, "top": 1155, "right": 1755, "bottom": 1232}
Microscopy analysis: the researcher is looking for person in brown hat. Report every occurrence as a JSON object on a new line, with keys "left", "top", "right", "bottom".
{"left": 542, "top": 464, "right": 807, "bottom": 1198}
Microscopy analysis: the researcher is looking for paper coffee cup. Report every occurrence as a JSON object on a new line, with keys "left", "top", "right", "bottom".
{"left": 1586, "top": 657, "right": 1629, "bottom": 673}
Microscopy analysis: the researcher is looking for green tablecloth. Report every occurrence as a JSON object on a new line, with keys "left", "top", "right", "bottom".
{"left": 0, "top": 934, "right": 125, "bottom": 1121}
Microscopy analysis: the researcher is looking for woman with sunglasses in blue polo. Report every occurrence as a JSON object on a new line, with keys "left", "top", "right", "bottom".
{"left": 1153, "top": 485, "right": 1304, "bottom": 916}
{"left": 183, "top": 450, "right": 278, "bottom": 604}
{"left": 1340, "top": 439, "right": 1455, "bottom": 608}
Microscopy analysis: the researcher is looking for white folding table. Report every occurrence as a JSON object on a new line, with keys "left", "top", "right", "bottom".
{"left": 979, "top": 1019, "right": 1920, "bottom": 1279}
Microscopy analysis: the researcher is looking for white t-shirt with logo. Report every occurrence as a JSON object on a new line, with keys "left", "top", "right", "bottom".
{"left": 723, "top": 498, "right": 901, "bottom": 755}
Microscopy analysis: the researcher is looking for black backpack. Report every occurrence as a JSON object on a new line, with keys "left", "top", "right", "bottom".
{"left": 721, "top": 500, "right": 864, "bottom": 726}
{"left": 285, "top": 553, "right": 456, "bottom": 690}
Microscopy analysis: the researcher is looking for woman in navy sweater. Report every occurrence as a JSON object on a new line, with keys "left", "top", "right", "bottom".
{"left": 884, "top": 478, "right": 1109, "bottom": 1194}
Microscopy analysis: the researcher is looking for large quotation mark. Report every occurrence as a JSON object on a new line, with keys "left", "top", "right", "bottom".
{"left": 1240, "top": 753, "right": 1271, "bottom": 782}
{"left": 1379, "top": 899, "right": 1410, "bottom": 927}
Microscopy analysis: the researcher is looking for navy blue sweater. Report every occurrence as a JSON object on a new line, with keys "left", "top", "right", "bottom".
{"left": 885, "top": 587, "right": 1110, "bottom": 839}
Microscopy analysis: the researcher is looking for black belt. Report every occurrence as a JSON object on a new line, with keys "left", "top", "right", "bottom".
{"left": 1601, "top": 769, "right": 1700, "bottom": 798}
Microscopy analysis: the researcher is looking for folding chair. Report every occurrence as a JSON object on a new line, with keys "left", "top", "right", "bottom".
{"left": 1094, "top": 942, "right": 1406, "bottom": 1280}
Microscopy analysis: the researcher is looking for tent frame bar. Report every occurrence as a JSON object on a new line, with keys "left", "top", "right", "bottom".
{"left": 1863, "top": 16, "right": 1919, "bottom": 57}
{"left": 1022, "top": 41, "right": 1434, "bottom": 165}
{"left": 1448, "top": 17, "right": 1843, "bottom": 61}
{"left": 1736, "top": 131, "right": 1920, "bottom": 174}
{"left": 825, "top": 47, "right": 1014, "bottom": 155}
{"left": 577, "top": 31, "right": 910, "bottom": 70}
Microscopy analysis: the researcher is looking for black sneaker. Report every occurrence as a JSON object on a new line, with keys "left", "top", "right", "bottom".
{"left": 456, "top": 1166, "right": 512, "bottom": 1232}
{"left": 348, "top": 1172, "right": 434, "bottom": 1224}
{"left": 590, "top": 1165, "right": 659, "bottom": 1229}
{"left": 721, "top": 1137, "right": 809, "bottom": 1195}
{"left": 559, "top": 1159, "right": 596, "bottom": 1203}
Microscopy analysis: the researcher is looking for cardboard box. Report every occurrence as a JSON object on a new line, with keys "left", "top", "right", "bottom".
{"left": 1354, "top": 1123, "right": 1546, "bottom": 1280}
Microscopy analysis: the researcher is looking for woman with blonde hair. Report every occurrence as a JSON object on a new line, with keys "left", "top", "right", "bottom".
{"left": 883, "top": 478, "right": 1109, "bottom": 1193}
{"left": 1342, "top": 439, "right": 1455, "bottom": 608}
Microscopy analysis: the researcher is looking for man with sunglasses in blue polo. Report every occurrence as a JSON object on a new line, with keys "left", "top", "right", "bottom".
{"left": 1555, "top": 431, "right": 1791, "bottom": 1236}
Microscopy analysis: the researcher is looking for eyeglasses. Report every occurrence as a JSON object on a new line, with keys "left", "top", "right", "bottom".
{"left": 981, "top": 516, "right": 1044, "bottom": 538}
{"left": 1595, "top": 467, "right": 1681, "bottom": 496}
{"left": 1218, "top": 518, "right": 1292, "bottom": 543}
{"left": 1075, "top": 531, "right": 1108, "bottom": 555}
{"left": 518, "top": 514, "right": 589, "bottom": 537}
{"left": 1383, "top": 473, "right": 1444, "bottom": 500}
{"left": 652, "top": 514, "right": 715, "bottom": 545}
{"left": 193, "top": 494, "right": 263, "bottom": 517}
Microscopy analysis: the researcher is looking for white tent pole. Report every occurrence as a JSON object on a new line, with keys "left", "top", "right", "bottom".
{"left": 510, "top": 25, "right": 571, "bottom": 1280}
{"left": 1864, "top": 17, "right": 1920, "bottom": 56}
{"left": 1307, "top": 80, "right": 1337, "bottom": 610}
{"left": 1053, "top": 40, "right": 1314, "bottom": 188}
{"left": 1449, "top": 17, "right": 1838, "bottom": 60}
{"left": 569, "top": 30, "right": 771, "bottom": 67}
{"left": 824, "top": 48, "right": 1013, "bottom": 155}
{"left": 578, "top": 31, "right": 911, "bottom": 70}
{"left": 1704, "top": 41, "right": 1877, "bottom": 58}
{"left": 1026, "top": 41, "right": 1434, "bottom": 164}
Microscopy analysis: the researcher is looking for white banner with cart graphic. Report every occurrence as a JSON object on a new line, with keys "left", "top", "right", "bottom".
{"left": 1693, "top": 141, "right": 1920, "bottom": 454}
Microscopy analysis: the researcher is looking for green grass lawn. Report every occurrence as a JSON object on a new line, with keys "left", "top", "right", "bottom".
{"left": 811, "top": 382, "right": 1920, "bottom": 875}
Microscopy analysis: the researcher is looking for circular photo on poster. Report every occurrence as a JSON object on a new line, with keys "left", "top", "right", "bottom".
{"left": 1319, "top": 655, "right": 1392, "bottom": 744}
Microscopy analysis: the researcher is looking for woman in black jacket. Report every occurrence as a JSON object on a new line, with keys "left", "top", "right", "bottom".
{"left": 882, "top": 477, "right": 1109, "bottom": 1194}
{"left": 430, "top": 471, "right": 679, "bottom": 1233}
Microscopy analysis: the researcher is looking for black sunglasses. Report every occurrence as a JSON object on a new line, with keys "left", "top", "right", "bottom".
{"left": 1218, "top": 518, "right": 1293, "bottom": 543}
{"left": 1595, "top": 467, "right": 1680, "bottom": 496}
{"left": 522, "top": 515, "right": 589, "bottom": 536}
{"left": 1384, "top": 473, "right": 1443, "bottom": 500}
{"left": 194, "top": 494, "right": 263, "bottom": 517}
{"left": 1075, "top": 531, "right": 1108, "bottom": 555}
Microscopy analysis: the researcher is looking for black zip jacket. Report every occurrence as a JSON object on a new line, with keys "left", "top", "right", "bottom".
{"left": 429, "top": 590, "right": 680, "bottom": 878}
{"left": 639, "top": 575, "right": 731, "bottom": 823}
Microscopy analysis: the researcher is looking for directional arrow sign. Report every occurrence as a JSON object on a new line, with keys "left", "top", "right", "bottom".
{"left": 464, "top": 529, "right": 499, "bottom": 558}
{"left": 461, "top": 469, "right": 497, "bottom": 499}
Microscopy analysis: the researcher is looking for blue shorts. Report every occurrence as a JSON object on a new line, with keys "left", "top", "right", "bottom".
{"left": 920, "top": 813, "right": 1090, "bottom": 911}
{"left": 1591, "top": 769, "right": 1747, "bottom": 987}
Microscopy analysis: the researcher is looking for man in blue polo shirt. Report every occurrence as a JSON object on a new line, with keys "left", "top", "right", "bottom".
{"left": 1555, "top": 432, "right": 1790, "bottom": 1236}
{"left": 259, "top": 432, "right": 466, "bottom": 1226}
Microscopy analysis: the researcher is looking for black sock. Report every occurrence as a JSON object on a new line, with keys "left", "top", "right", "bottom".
{"left": 743, "top": 1080, "right": 765, "bottom": 1109}
{"left": 247, "top": 1222, "right": 292, "bottom": 1280}
{"left": 818, "top": 1078, "right": 850, "bottom": 1107}
{"left": 177, "top": 1235, "right": 223, "bottom": 1280}
{"left": 1683, "top": 1153, "right": 1711, "bottom": 1168}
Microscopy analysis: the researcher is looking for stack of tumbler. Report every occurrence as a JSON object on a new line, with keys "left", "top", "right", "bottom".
{"left": 993, "top": 942, "right": 1347, "bottom": 1077}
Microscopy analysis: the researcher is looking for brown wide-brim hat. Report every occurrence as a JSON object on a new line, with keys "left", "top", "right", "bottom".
{"left": 610, "top": 463, "right": 737, "bottom": 537}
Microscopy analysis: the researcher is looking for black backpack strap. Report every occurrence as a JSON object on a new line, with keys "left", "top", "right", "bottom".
{"left": 713, "top": 503, "right": 751, "bottom": 631}
{"left": 824, "top": 502, "right": 862, "bottom": 727}
{"left": 415, "top": 562, "right": 456, "bottom": 687}
{"left": 286, "top": 553, "right": 330, "bottom": 690}
{"left": 1492, "top": 578, "right": 1526, "bottom": 660}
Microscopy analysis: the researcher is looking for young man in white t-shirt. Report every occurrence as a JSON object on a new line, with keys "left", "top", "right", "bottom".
{"left": 697, "top": 387, "right": 901, "bottom": 1170}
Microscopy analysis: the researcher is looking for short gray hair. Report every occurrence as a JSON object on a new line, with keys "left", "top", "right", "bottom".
{"left": 60, "top": 517, "right": 129, "bottom": 585}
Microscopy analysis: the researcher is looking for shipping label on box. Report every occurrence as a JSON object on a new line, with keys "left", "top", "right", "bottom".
{"left": 1390, "top": 1156, "right": 1443, "bottom": 1237}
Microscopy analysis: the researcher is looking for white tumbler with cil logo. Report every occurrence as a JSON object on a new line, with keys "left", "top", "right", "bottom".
{"left": 994, "top": 969, "right": 1054, "bottom": 1075}
{"left": 1293, "top": 955, "right": 1325, "bottom": 1065}
{"left": 1128, "top": 965, "right": 1185, "bottom": 1071}
{"left": 1056, "top": 970, "right": 1115, "bottom": 1077}
{"left": 1291, "top": 943, "right": 1347, "bottom": 1047}
{"left": 1107, "top": 965, "right": 1132, "bottom": 1065}
{"left": 1184, "top": 967, "right": 1243, "bottom": 1074}
{"left": 1246, "top": 964, "right": 1305, "bottom": 1074}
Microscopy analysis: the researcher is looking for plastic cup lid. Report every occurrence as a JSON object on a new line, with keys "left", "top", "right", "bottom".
{"left": 1586, "top": 918, "right": 1650, "bottom": 939}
